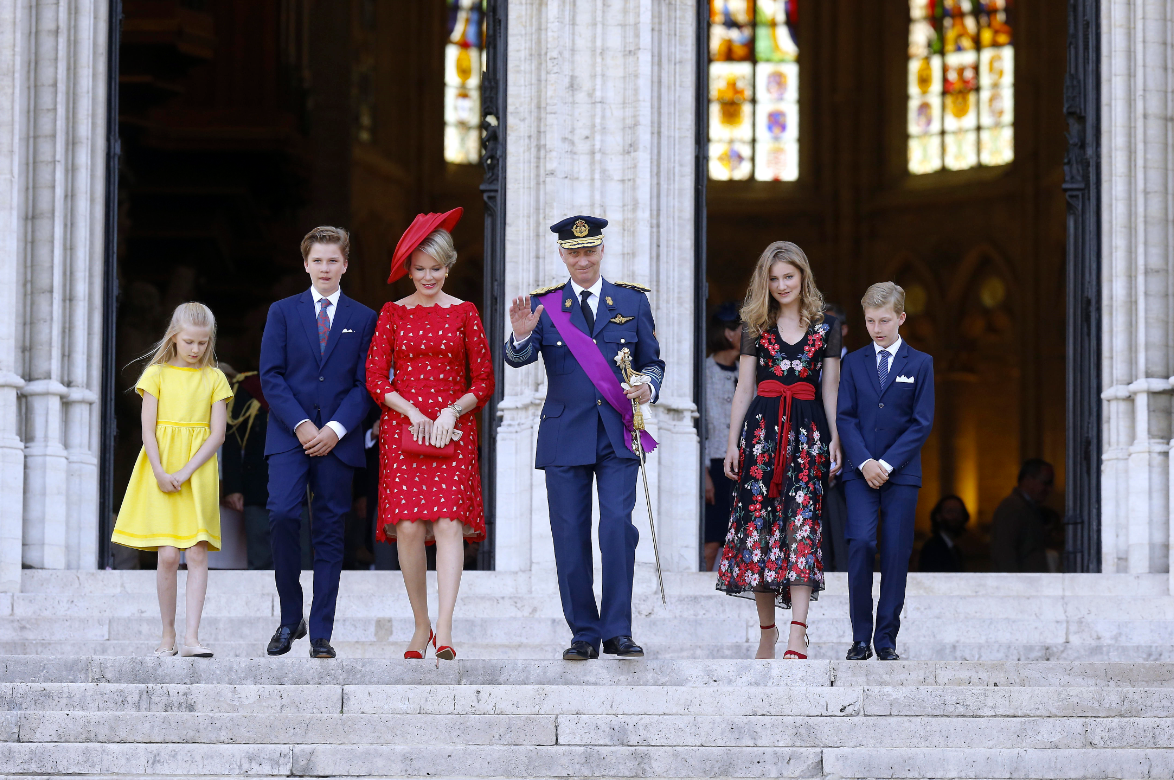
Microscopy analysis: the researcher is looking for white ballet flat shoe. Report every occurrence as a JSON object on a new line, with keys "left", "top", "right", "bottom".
{"left": 179, "top": 644, "right": 213, "bottom": 658}
{"left": 153, "top": 645, "right": 177, "bottom": 657}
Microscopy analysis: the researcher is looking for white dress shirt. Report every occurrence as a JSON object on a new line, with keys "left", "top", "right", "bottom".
{"left": 860, "top": 336, "right": 903, "bottom": 476}
{"left": 297, "top": 286, "right": 347, "bottom": 441}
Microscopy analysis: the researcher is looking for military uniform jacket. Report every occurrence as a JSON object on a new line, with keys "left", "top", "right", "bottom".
{"left": 504, "top": 278, "right": 665, "bottom": 468}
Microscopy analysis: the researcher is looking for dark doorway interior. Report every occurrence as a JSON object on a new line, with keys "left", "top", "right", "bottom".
{"left": 700, "top": 0, "right": 1071, "bottom": 572}
{"left": 110, "top": 0, "right": 487, "bottom": 570}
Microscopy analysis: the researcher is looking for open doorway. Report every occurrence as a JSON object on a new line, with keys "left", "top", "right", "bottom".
{"left": 700, "top": 1, "right": 1070, "bottom": 573}
{"left": 108, "top": 0, "right": 493, "bottom": 571}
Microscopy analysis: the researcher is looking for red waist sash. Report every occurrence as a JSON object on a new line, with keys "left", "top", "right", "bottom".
{"left": 757, "top": 380, "right": 818, "bottom": 499}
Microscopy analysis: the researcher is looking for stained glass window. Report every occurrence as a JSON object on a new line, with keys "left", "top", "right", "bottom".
{"left": 708, "top": 1, "right": 800, "bottom": 181}
{"left": 444, "top": 0, "right": 484, "bottom": 164}
{"left": 908, "top": 1, "right": 1014, "bottom": 174}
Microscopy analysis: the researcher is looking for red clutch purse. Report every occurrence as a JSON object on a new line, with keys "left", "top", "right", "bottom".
{"left": 399, "top": 425, "right": 456, "bottom": 458}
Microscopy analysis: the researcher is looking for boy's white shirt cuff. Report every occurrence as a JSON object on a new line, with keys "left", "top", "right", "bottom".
{"left": 295, "top": 419, "right": 348, "bottom": 440}
{"left": 860, "top": 458, "right": 893, "bottom": 475}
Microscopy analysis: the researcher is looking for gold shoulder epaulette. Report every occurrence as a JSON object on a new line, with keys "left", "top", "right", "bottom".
{"left": 530, "top": 282, "right": 566, "bottom": 296}
{"left": 612, "top": 280, "right": 651, "bottom": 293}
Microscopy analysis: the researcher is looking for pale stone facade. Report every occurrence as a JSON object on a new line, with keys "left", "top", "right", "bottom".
{"left": 0, "top": 0, "right": 109, "bottom": 591}
{"left": 1, "top": 1, "right": 1173, "bottom": 595}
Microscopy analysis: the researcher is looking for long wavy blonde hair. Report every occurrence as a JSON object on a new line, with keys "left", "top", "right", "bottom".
{"left": 137, "top": 302, "right": 219, "bottom": 379}
{"left": 740, "top": 241, "right": 824, "bottom": 337}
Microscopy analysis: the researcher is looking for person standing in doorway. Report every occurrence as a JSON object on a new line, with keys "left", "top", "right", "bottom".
{"left": 221, "top": 370, "right": 272, "bottom": 569}
{"left": 717, "top": 242, "right": 842, "bottom": 660}
{"left": 703, "top": 302, "right": 742, "bottom": 572}
{"left": 260, "top": 226, "right": 377, "bottom": 659}
{"left": 837, "top": 282, "right": 935, "bottom": 661}
{"left": 505, "top": 215, "right": 665, "bottom": 661}
{"left": 989, "top": 459, "right": 1056, "bottom": 572}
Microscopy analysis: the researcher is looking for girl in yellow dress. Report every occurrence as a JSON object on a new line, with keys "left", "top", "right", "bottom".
{"left": 112, "top": 303, "right": 232, "bottom": 658}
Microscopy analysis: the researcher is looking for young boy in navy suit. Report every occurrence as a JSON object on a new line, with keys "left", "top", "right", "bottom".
{"left": 836, "top": 282, "right": 934, "bottom": 660}
{"left": 260, "top": 226, "right": 376, "bottom": 658}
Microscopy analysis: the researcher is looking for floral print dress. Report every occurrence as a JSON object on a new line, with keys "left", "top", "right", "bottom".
{"left": 716, "top": 317, "right": 841, "bottom": 608}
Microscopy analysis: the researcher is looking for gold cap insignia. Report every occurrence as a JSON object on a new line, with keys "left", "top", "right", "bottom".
{"left": 572, "top": 219, "right": 589, "bottom": 238}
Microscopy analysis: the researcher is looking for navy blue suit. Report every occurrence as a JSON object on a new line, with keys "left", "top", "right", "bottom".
{"left": 505, "top": 279, "right": 664, "bottom": 649}
{"left": 836, "top": 338, "right": 934, "bottom": 650}
{"left": 260, "top": 289, "right": 377, "bottom": 641}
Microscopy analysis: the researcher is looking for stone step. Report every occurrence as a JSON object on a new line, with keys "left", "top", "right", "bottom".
{"left": 4, "top": 639, "right": 1174, "bottom": 662}
{"left": 5, "top": 711, "right": 1172, "bottom": 749}
{"left": 5, "top": 682, "right": 1174, "bottom": 718}
{"left": 4, "top": 657, "right": 1173, "bottom": 688}
{"left": 5, "top": 614, "right": 1174, "bottom": 645}
{"left": 18, "top": 570, "right": 1171, "bottom": 599}
{"left": 1, "top": 743, "right": 1172, "bottom": 778}
{"left": 10, "top": 592, "right": 1174, "bottom": 621}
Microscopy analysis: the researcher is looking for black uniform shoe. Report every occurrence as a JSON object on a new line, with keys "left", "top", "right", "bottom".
{"left": 845, "top": 641, "right": 873, "bottom": 660}
{"left": 310, "top": 638, "right": 336, "bottom": 658}
{"left": 602, "top": 635, "right": 644, "bottom": 658}
{"left": 876, "top": 647, "right": 901, "bottom": 661}
{"left": 562, "top": 641, "right": 599, "bottom": 661}
{"left": 266, "top": 619, "right": 307, "bottom": 656}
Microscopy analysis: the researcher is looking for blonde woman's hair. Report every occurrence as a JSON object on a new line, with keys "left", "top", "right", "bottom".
{"left": 137, "top": 303, "right": 219, "bottom": 379}
{"left": 740, "top": 241, "right": 825, "bottom": 337}
{"left": 414, "top": 229, "right": 458, "bottom": 270}
{"left": 861, "top": 281, "right": 906, "bottom": 314}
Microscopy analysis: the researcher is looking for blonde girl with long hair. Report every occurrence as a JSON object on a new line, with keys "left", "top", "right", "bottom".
{"left": 715, "top": 242, "right": 843, "bottom": 659}
{"left": 112, "top": 303, "right": 233, "bottom": 658}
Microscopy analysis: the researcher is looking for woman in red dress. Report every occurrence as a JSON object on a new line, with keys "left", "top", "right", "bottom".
{"left": 365, "top": 208, "right": 494, "bottom": 662}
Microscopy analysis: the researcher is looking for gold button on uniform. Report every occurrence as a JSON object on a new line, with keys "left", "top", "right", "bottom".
{"left": 620, "top": 338, "right": 626, "bottom": 343}
{"left": 556, "top": 341, "right": 562, "bottom": 346}
{"left": 597, "top": 400, "right": 602, "bottom": 406}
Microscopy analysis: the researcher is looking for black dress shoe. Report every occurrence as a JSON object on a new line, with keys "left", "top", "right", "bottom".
{"left": 266, "top": 619, "right": 307, "bottom": 656}
{"left": 309, "top": 638, "right": 336, "bottom": 658}
{"left": 845, "top": 641, "right": 873, "bottom": 660}
{"left": 602, "top": 635, "right": 644, "bottom": 658}
{"left": 876, "top": 647, "right": 901, "bottom": 661}
{"left": 562, "top": 641, "right": 599, "bottom": 661}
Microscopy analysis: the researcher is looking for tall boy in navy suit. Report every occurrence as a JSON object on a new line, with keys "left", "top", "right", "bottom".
{"left": 260, "top": 226, "right": 377, "bottom": 658}
{"left": 836, "top": 282, "right": 934, "bottom": 661}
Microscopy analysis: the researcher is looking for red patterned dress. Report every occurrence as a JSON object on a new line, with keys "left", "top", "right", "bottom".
{"left": 716, "top": 317, "right": 840, "bottom": 607}
{"left": 365, "top": 301, "right": 494, "bottom": 543}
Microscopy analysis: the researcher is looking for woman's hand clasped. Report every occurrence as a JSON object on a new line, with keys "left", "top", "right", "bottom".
{"left": 431, "top": 407, "right": 459, "bottom": 448}
{"left": 829, "top": 437, "right": 843, "bottom": 479}
{"left": 408, "top": 411, "right": 433, "bottom": 445}
{"left": 723, "top": 445, "right": 740, "bottom": 482}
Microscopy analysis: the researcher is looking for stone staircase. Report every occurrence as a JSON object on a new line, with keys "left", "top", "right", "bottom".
{"left": 1, "top": 570, "right": 1172, "bottom": 778}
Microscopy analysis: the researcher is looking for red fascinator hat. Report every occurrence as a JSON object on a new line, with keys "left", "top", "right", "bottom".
{"left": 387, "top": 207, "right": 463, "bottom": 283}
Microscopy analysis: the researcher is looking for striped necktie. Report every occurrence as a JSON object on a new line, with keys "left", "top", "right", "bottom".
{"left": 317, "top": 298, "right": 332, "bottom": 354}
{"left": 878, "top": 349, "right": 890, "bottom": 390}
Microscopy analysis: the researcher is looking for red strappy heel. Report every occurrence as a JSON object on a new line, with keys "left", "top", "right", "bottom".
{"left": 404, "top": 628, "right": 434, "bottom": 660}
{"left": 755, "top": 623, "right": 779, "bottom": 660}
{"left": 782, "top": 620, "right": 809, "bottom": 660}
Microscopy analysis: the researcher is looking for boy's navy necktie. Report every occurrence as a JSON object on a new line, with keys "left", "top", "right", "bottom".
{"left": 317, "top": 298, "right": 332, "bottom": 354}
{"left": 878, "top": 349, "right": 890, "bottom": 390}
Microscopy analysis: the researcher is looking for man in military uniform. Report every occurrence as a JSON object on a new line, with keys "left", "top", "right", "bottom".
{"left": 506, "top": 215, "right": 665, "bottom": 660}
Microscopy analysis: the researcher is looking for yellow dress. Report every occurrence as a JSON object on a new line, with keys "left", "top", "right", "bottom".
{"left": 112, "top": 364, "right": 233, "bottom": 551}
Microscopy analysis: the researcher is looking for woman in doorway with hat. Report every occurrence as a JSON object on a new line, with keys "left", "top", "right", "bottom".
{"left": 365, "top": 207, "right": 495, "bottom": 662}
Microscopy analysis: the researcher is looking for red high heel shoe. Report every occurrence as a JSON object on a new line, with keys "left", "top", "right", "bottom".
{"left": 782, "top": 620, "right": 809, "bottom": 659}
{"left": 404, "top": 628, "right": 434, "bottom": 660}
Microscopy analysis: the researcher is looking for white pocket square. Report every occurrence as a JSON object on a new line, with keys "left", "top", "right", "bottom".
{"left": 895, "top": 375, "right": 915, "bottom": 383}
{"left": 342, "top": 328, "right": 355, "bottom": 334}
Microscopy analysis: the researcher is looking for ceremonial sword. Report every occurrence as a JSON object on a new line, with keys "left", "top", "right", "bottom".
{"left": 615, "top": 348, "right": 666, "bottom": 606}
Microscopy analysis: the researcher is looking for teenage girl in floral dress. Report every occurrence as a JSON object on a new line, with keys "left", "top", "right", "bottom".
{"left": 717, "top": 242, "right": 842, "bottom": 660}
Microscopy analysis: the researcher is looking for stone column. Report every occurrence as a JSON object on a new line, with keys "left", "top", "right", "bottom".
{"left": 1100, "top": 0, "right": 1174, "bottom": 582}
{"left": 14, "top": 0, "right": 108, "bottom": 573}
{"left": 499, "top": 1, "right": 698, "bottom": 574}
{"left": 0, "top": 0, "right": 29, "bottom": 589}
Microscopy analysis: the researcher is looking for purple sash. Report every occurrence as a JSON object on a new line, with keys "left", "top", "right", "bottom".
{"left": 538, "top": 291, "right": 658, "bottom": 455}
